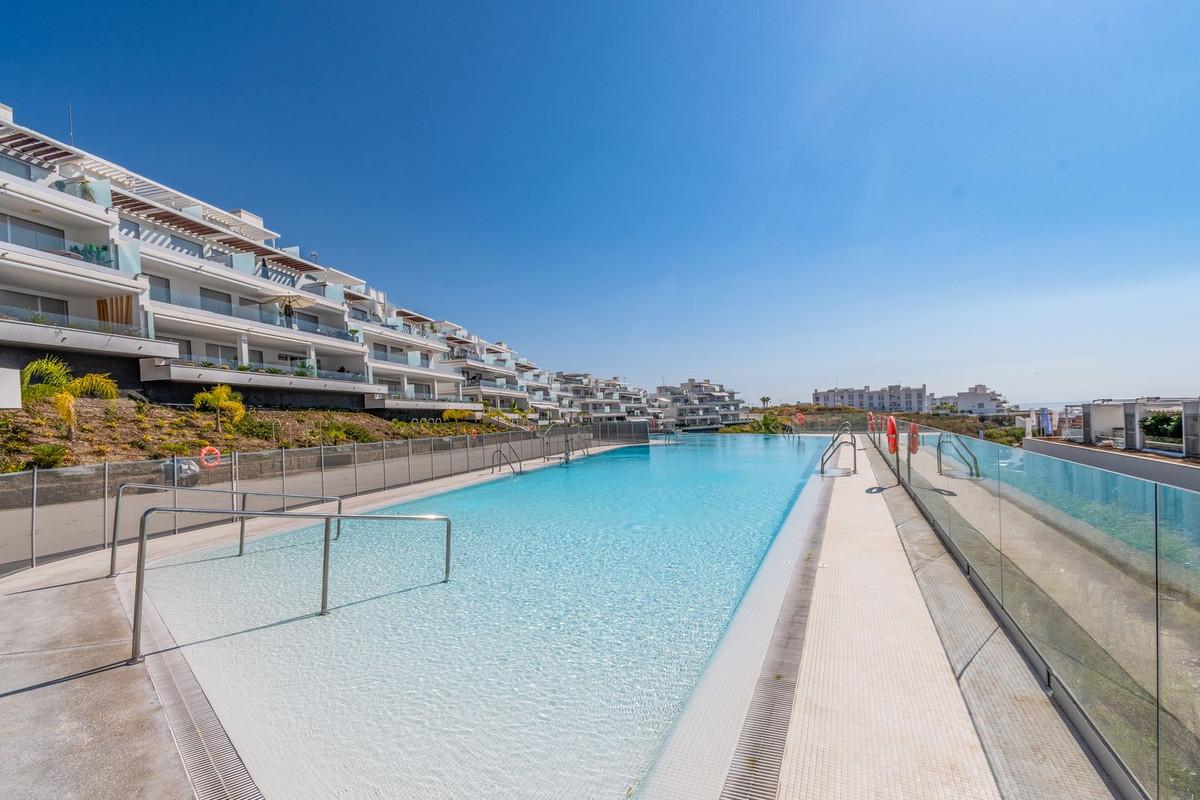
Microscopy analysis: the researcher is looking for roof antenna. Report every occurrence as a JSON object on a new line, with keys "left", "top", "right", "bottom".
{"left": 66, "top": 103, "right": 74, "bottom": 145}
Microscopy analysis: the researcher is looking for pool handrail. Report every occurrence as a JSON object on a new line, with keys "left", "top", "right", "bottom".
{"left": 491, "top": 446, "right": 519, "bottom": 475}
{"left": 935, "top": 432, "right": 981, "bottom": 478}
{"left": 124, "top": 506, "right": 452, "bottom": 664}
{"left": 109, "top": 484, "right": 344, "bottom": 578}
{"left": 820, "top": 427, "right": 857, "bottom": 475}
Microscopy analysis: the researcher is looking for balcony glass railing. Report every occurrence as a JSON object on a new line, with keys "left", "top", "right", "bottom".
{"left": 1, "top": 228, "right": 115, "bottom": 269}
{"left": 464, "top": 378, "right": 523, "bottom": 391}
{"left": 167, "top": 356, "right": 367, "bottom": 383}
{"left": 294, "top": 316, "right": 355, "bottom": 341}
{"left": 0, "top": 302, "right": 142, "bottom": 337}
{"left": 149, "top": 289, "right": 352, "bottom": 340}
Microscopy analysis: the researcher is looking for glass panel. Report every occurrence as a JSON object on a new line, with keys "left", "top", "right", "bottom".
{"left": 0, "top": 470, "right": 34, "bottom": 576}
{"left": 108, "top": 458, "right": 179, "bottom": 545}
{"left": 1157, "top": 484, "right": 1200, "bottom": 800}
{"left": 34, "top": 462, "right": 107, "bottom": 562}
{"left": 174, "top": 457, "right": 236, "bottom": 534}
{"left": 998, "top": 449, "right": 1158, "bottom": 794}
{"left": 356, "top": 443, "right": 385, "bottom": 494}
{"left": 409, "top": 438, "right": 433, "bottom": 483}
{"left": 146, "top": 274, "right": 171, "bottom": 303}
{"left": 0, "top": 153, "right": 32, "bottom": 180}
{"left": 322, "top": 445, "right": 356, "bottom": 497}
{"left": 235, "top": 451, "right": 284, "bottom": 514}
{"left": 282, "top": 447, "right": 324, "bottom": 507}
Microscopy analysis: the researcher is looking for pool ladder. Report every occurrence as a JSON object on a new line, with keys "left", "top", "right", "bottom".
{"left": 936, "top": 432, "right": 981, "bottom": 478}
{"left": 819, "top": 423, "right": 857, "bottom": 475}
{"left": 491, "top": 442, "right": 522, "bottom": 475}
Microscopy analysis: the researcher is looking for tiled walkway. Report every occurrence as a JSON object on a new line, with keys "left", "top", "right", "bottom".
{"left": 777, "top": 449, "right": 1001, "bottom": 799}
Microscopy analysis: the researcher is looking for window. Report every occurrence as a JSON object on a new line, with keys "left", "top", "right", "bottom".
{"left": 296, "top": 311, "right": 319, "bottom": 325}
{"left": 0, "top": 212, "right": 65, "bottom": 252}
{"left": 168, "top": 235, "right": 203, "bottom": 258}
{"left": 199, "top": 288, "right": 232, "bottom": 315}
{"left": 373, "top": 343, "right": 389, "bottom": 359}
{"left": 119, "top": 218, "right": 141, "bottom": 239}
{"left": 205, "top": 343, "right": 238, "bottom": 363}
{"left": 0, "top": 289, "right": 67, "bottom": 318}
{"left": 248, "top": 349, "right": 264, "bottom": 365}
{"left": 145, "top": 274, "right": 171, "bottom": 303}
{"left": 158, "top": 336, "right": 192, "bottom": 358}
{"left": 0, "top": 154, "right": 31, "bottom": 180}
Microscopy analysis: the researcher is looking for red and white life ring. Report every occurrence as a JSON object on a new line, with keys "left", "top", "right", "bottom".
{"left": 793, "top": 412, "right": 805, "bottom": 426}
{"left": 868, "top": 412, "right": 874, "bottom": 432}
{"left": 908, "top": 422, "right": 920, "bottom": 454}
{"left": 198, "top": 446, "right": 221, "bottom": 469}
{"left": 886, "top": 416, "right": 898, "bottom": 454}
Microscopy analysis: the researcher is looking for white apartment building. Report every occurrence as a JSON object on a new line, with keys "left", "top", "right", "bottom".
{"left": 554, "top": 374, "right": 652, "bottom": 423}
{"left": 811, "top": 384, "right": 930, "bottom": 414}
{"left": 0, "top": 102, "right": 587, "bottom": 421}
{"left": 655, "top": 378, "right": 750, "bottom": 431}
{"left": 929, "top": 384, "right": 1010, "bottom": 416}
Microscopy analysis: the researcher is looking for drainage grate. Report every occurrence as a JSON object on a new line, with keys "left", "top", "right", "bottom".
{"left": 718, "top": 476, "right": 834, "bottom": 800}
{"left": 138, "top": 591, "right": 265, "bottom": 800}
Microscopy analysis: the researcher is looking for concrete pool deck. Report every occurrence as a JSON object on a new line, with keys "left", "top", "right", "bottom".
{"left": 0, "top": 437, "right": 1123, "bottom": 799}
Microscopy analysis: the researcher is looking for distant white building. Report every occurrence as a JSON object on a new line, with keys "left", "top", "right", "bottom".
{"left": 930, "top": 384, "right": 1010, "bottom": 416}
{"left": 656, "top": 378, "right": 750, "bottom": 431}
{"left": 811, "top": 384, "right": 929, "bottom": 414}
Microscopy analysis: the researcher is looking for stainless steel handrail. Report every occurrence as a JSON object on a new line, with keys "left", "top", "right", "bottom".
{"left": 936, "top": 432, "right": 981, "bottom": 478}
{"left": 124, "top": 507, "right": 452, "bottom": 664}
{"left": 109, "top": 484, "right": 343, "bottom": 577}
{"left": 491, "top": 447, "right": 518, "bottom": 475}
{"left": 820, "top": 428, "right": 857, "bottom": 475}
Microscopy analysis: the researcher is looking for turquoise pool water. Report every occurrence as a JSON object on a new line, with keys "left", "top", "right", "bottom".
{"left": 145, "top": 434, "right": 821, "bottom": 798}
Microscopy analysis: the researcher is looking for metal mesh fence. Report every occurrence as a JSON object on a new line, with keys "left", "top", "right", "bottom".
{"left": 0, "top": 423, "right": 646, "bottom": 578}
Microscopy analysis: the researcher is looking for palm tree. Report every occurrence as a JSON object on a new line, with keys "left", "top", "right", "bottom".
{"left": 21, "top": 356, "right": 119, "bottom": 438}
{"left": 193, "top": 385, "right": 246, "bottom": 433}
{"left": 760, "top": 395, "right": 771, "bottom": 409}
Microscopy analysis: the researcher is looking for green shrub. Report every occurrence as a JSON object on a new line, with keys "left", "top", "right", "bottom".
{"left": 1140, "top": 411, "right": 1183, "bottom": 439}
{"left": 442, "top": 409, "right": 474, "bottom": 422}
{"left": 235, "top": 413, "right": 278, "bottom": 440}
{"left": 26, "top": 443, "right": 69, "bottom": 469}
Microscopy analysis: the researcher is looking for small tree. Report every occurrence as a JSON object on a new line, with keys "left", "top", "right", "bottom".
{"left": 51, "top": 391, "right": 77, "bottom": 439}
{"left": 193, "top": 385, "right": 246, "bottom": 433}
{"left": 760, "top": 396, "right": 771, "bottom": 409}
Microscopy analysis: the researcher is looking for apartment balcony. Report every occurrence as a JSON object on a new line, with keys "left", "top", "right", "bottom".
{"left": 140, "top": 355, "right": 383, "bottom": 395}
{"left": 363, "top": 392, "right": 483, "bottom": 413}
{"left": 368, "top": 351, "right": 464, "bottom": 381}
{"left": 146, "top": 289, "right": 361, "bottom": 350}
{"left": 446, "top": 353, "right": 518, "bottom": 377}
{"left": 359, "top": 319, "right": 450, "bottom": 351}
{"left": 0, "top": 301, "right": 176, "bottom": 359}
{"left": 0, "top": 172, "right": 115, "bottom": 230}
{"left": 462, "top": 378, "right": 527, "bottom": 397}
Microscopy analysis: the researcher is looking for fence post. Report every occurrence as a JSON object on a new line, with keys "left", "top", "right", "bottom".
{"left": 280, "top": 447, "right": 287, "bottom": 511}
{"left": 408, "top": 438, "right": 413, "bottom": 485}
{"left": 232, "top": 452, "right": 240, "bottom": 511}
{"left": 30, "top": 466, "right": 37, "bottom": 568}
{"left": 353, "top": 442, "right": 360, "bottom": 496}
{"left": 381, "top": 439, "right": 388, "bottom": 488}
{"left": 319, "top": 445, "right": 326, "bottom": 496}
{"left": 102, "top": 460, "right": 110, "bottom": 548}
{"left": 466, "top": 431, "right": 472, "bottom": 473}
{"left": 430, "top": 435, "right": 434, "bottom": 479}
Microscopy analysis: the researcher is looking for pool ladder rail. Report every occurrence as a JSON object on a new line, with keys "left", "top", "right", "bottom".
{"left": 116, "top": 505, "right": 453, "bottom": 665}
{"left": 109, "top": 484, "right": 346, "bottom": 578}
{"left": 819, "top": 423, "right": 858, "bottom": 475}
{"left": 935, "top": 432, "right": 982, "bottom": 479}
{"left": 491, "top": 442, "right": 523, "bottom": 475}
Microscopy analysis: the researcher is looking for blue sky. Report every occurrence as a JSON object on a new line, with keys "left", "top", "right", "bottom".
{"left": 6, "top": 1, "right": 1199, "bottom": 403}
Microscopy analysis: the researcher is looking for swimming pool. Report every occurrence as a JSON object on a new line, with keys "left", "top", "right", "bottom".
{"left": 144, "top": 434, "right": 821, "bottom": 798}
